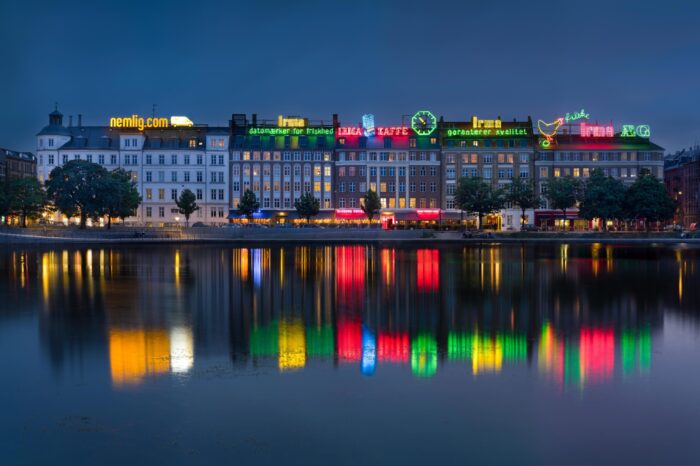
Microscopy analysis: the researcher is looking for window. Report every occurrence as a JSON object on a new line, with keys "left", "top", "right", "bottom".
{"left": 196, "top": 189, "right": 203, "bottom": 200}
{"left": 539, "top": 167, "right": 548, "bottom": 178}
{"left": 98, "top": 154, "right": 104, "bottom": 164}
{"left": 158, "top": 189, "right": 165, "bottom": 200}
{"left": 146, "top": 207, "right": 152, "bottom": 217}
{"left": 158, "top": 207, "right": 165, "bottom": 217}
{"left": 158, "top": 154, "right": 165, "bottom": 165}
{"left": 146, "top": 189, "right": 152, "bottom": 200}
{"left": 171, "top": 154, "right": 177, "bottom": 165}
{"left": 184, "top": 171, "right": 190, "bottom": 182}
{"left": 171, "top": 171, "right": 177, "bottom": 182}
{"left": 184, "top": 154, "right": 190, "bottom": 165}
{"left": 483, "top": 167, "right": 492, "bottom": 179}
{"left": 171, "top": 189, "right": 178, "bottom": 200}
{"left": 146, "top": 171, "right": 152, "bottom": 182}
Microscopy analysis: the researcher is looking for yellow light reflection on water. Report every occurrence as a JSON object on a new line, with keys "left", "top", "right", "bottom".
{"left": 169, "top": 326, "right": 194, "bottom": 374}
{"left": 278, "top": 319, "right": 306, "bottom": 371}
{"left": 109, "top": 329, "right": 170, "bottom": 386}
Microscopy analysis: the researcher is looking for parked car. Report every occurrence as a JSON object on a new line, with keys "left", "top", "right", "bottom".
{"left": 191, "top": 222, "right": 206, "bottom": 227}
{"left": 520, "top": 224, "right": 539, "bottom": 232}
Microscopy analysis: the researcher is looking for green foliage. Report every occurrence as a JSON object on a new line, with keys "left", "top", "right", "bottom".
{"left": 175, "top": 189, "right": 199, "bottom": 227}
{"left": 361, "top": 189, "right": 382, "bottom": 222}
{"left": 0, "top": 182, "right": 10, "bottom": 222}
{"left": 623, "top": 169, "right": 676, "bottom": 228}
{"left": 454, "top": 177, "right": 505, "bottom": 229}
{"left": 237, "top": 189, "right": 260, "bottom": 220}
{"left": 101, "top": 169, "right": 142, "bottom": 228}
{"left": 46, "top": 160, "right": 110, "bottom": 228}
{"left": 578, "top": 169, "right": 625, "bottom": 230}
{"left": 545, "top": 176, "right": 581, "bottom": 215}
{"left": 7, "top": 177, "right": 47, "bottom": 227}
{"left": 506, "top": 177, "right": 540, "bottom": 226}
{"left": 294, "top": 192, "right": 320, "bottom": 223}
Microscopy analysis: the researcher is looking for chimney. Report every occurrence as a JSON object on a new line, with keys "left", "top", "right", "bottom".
{"left": 332, "top": 113, "right": 338, "bottom": 128}
{"left": 69, "top": 115, "right": 73, "bottom": 127}
{"left": 252, "top": 114, "right": 257, "bottom": 126}
{"left": 78, "top": 114, "right": 82, "bottom": 127}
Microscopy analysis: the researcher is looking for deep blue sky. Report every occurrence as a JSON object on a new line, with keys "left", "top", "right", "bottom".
{"left": 1, "top": 0, "right": 698, "bottom": 153}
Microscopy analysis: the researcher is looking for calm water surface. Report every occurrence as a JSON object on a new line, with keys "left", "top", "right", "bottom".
{"left": 1, "top": 243, "right": 700, "bottom": 465}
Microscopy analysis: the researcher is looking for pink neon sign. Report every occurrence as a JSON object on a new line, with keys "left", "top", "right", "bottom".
{"left": 337, "top": 126, "right": 409, "bottom": 137}
{"left": 580, "top": 122, "right": 613, "bottom": 138}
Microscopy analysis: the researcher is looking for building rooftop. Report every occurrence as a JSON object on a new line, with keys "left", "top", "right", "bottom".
{"left": 0, "top": 147, "right": 36, "bottom": 162}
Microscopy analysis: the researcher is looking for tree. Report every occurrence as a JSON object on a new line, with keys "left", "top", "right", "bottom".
{"left": 624, "top": 169, "right": 676, "bottom": 231}
{"left": 506, "top": 177, "right": 540, "bottom": 228}
{"left": 101, "top": 169, "right": 142, "bottom": 229}
{"left": 545, "top": 176, "right": 581, "bottom": 230}
{"left": 294, "top": 192, "right": 320, "bottom": 223}
{"left": 361, "top": 189, "right": 382, "bottom": 223}
{"left": 8, "top": 177, "right": 47, "bottom": 227}
{"left": 578, "top": 169, "right": 625, "bottom": 231}
{"left": 46, "top": 160, "right": 109, "bottom": 229}
{"left": 454, "top": 177, "right": 505, "bottom": 229}
{"left": 176, "top": 189, "right": 199, "bottom": 227}
{"left": 237, "top": 189, "right": 260, "bottom": 221}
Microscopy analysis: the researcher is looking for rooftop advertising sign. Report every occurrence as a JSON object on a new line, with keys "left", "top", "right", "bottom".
{"left": 247, "top": 127, "right": 334, "bottom": 136}
{"left": 109, "top": 115, "right": 193, "bottom": 131}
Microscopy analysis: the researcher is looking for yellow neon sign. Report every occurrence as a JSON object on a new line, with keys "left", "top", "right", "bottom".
{"left": 109, "top": 115, "right": 194, "bottom": 131}
{"left": 472, "top": 116, "right": 502, "bottom": 129}
{"left": 277, "top": 115, "right": 306, "bottom": 127}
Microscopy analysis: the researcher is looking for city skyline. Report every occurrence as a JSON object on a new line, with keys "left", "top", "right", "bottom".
{"left": 2, "top": 0, "right": 699, "bottom": 153}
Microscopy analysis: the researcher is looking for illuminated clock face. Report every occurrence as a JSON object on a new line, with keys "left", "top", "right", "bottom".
{"left": 411, "top": 110, "right": 437, "bottom": 136}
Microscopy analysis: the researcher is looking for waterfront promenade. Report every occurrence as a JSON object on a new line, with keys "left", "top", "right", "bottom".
{"left": 0, "top": 226, "right": 697, "bottom": 245}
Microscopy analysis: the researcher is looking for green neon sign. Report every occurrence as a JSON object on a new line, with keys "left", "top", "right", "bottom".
{"left": 621, "top": 124, "right": 650, "bottom": 138}
{"left": 411, "top": 110, "right": 437, "bottom": 136}
{"left": 565, "top": 109, "right": 589, "bottom": 122}
{"left": 446, "top": 128, "right": 529, "bottom": 137}
{"left": 248, "top": 127, "right": 334, "bottom": 136}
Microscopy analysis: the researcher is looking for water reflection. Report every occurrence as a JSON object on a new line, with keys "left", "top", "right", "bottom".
{"left": 2, "top": 243, "right": 697, "bottom": 390}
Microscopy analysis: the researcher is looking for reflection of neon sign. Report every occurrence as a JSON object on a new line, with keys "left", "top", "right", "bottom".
{"left": 247, "top": 127, "right": 333, "bottom": 136}
{"left": 621, "top": 124, "right": 650, "bottom": 138}
{"left": 337, "top": 126, "right": 409, "bottom": 137}
{"left": 565, "top": 109, "right": 589, "bottom": 122}
{"left": 446, "top": 128, "right": 528, "bottom": 137}
{"left": 580, "top": 122, "right": 613, "bottom": 138}
{"left": 362, "top": 114, "right": 375, "bottom": 137}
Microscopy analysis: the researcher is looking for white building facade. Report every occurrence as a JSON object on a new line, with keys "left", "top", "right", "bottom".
{"left": 35, "top": 109, "right": 230, "bottom": 225}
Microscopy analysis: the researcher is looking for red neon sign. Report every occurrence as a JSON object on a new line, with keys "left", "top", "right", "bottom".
{"left": 335, "top": 208, "right": 365, "bottom": 219}
{"left": 416, "top": 209, "right": 441, "bottom": 220}
{"left": 580, "top": 122, "right": 613, "bottom": 138}
{"left": 337, "top": 126, "right": 409, "bottom": 137}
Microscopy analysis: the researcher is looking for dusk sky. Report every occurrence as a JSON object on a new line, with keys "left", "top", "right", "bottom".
{"left": 1, "top": 0, "right": 698, "bottom": 153}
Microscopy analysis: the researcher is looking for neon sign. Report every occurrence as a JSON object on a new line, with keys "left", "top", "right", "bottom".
{"left": 109, "top": 115, "right": 170, "bottom": 130}
{"left": 621, "top": 124, "right": 650, "bottom": 138}
{"left": 277, "top": 115, "right": 306, "bottom": 127}
{"left": 247, "top": 127, "right": 333, "bottom": 136}
{"left": 472, "top": 116, "right": 502, "bottom": 129}
{"left": 446, "top": 128, "right": 528, "bottom": 137}
{"left": 336, "top": 126, "right": 409, "bottom": 137}
{"left": 537, "top": 118, "right": 564, "bottom": 147}
{"left": 411, "top": 110, "right": 437, "bottom": 136}
{"left": 362, "top": 114, "right": 375, "bottom": 137}
{"left": 170, "top": 116, "right": 193, "bottom": 127}
{"left": 565, "top": 109, "right": 589, "bottom": 122}
{"left": 580, "top": 122, "right": 613, "bottom": 138}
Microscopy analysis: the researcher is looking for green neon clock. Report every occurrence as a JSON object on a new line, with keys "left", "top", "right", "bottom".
{"left": 411, "top": 110, "right": 437, "bottom": 136}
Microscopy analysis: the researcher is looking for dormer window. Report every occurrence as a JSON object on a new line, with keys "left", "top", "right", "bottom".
{"left": 188, "top": 139, "right": 197, "bottom": 148}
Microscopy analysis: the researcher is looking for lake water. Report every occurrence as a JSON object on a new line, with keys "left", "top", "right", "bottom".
{"left": 1, "top": 243, "right": 699, "bottom": 465}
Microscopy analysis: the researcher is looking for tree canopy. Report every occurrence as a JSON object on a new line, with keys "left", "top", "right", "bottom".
{"left": 7, "top": 177, "right": 47, "bottom": 227}
{"left": 623, "top": 169, "right": 676, "bottom": 229}
{"left": 294, "top": 192, "right": 320, "bottom": 223}
{"left": 237, "top": 189, "right": 260, "bottom": 221}
{"left": 545, "top": 176, "right": 581, "bottom": 228}
{"left": 454, "top": 177, "right": 505, "bottom": 229}
{"left": 176, "top": 189, "right": 199, "bottom": 227}
{"left": 46, "top": 160, "right": 110, "bottom": 228}
{"left": 100, "top": 169, "right": 142, "bottom": 228}
{"left": 578, "top": 169, "right": 625, "bottom": 230}
{"left": 361, "top": 189, "right": 382, "bottom": 223}
{"left": 506, "top": 177, "right": 540, "bottom": 227}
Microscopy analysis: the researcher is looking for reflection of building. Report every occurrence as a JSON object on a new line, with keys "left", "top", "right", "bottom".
{"left": 108, "top": 329, "right": 170, "bottom": 386}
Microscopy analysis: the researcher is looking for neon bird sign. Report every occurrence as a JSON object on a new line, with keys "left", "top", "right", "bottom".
{"left": 537, "top": 118, "right": 564, "bottom": 147}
